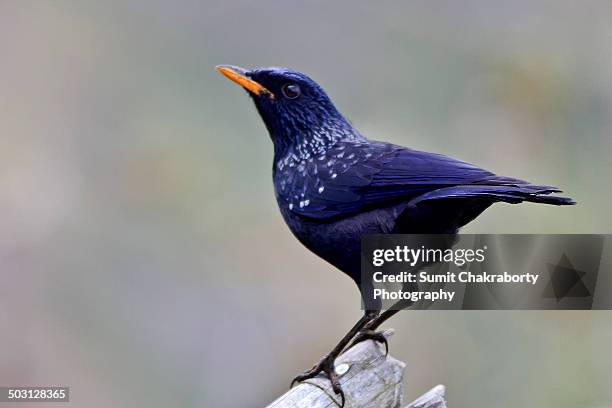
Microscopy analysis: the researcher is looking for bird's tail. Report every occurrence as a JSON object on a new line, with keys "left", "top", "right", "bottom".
{"left": 408, "top": 184, "right": 576, "bottom": 207}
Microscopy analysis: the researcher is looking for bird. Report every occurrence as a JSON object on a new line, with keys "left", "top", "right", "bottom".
{"left": 215, "top": 64, "right": 575, "bottom": 405}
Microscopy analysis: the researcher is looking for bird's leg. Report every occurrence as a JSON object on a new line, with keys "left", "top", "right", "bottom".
{"left": 290, "top": 310, "right": 379, "bottom": 405}
{"left": 346, "top": 298, "right": 413, "bottom": 353}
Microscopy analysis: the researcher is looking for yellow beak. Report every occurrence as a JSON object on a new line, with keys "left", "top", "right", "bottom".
{"left": 215, "top": 65, "right": 274, "bottom": 98}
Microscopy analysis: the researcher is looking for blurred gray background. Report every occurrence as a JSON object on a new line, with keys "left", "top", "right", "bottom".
{"left": 1, "top": 1, "right": 611, "bottom": 407}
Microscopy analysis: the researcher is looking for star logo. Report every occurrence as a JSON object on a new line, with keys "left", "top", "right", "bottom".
{"left": 543, "top": 254, "right": 591, "bottom": 301}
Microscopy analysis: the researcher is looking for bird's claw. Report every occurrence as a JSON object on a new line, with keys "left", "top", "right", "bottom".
{"left": 347, "top": 329, "right": 389, "bottom": 355}
{"left": 290, "top": 354, "right": 346, "bottom": 406}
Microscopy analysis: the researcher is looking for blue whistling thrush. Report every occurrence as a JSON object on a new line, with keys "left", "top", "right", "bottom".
{"left": 216, "top": 65, "right": 575, "bottom": 405}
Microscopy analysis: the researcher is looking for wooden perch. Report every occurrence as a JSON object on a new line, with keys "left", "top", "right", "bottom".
{"left": 404, "top": 385, "right": 446, "bottom": 408}
{"left": 266, "top": 329, "right": 447, "bottom": 408}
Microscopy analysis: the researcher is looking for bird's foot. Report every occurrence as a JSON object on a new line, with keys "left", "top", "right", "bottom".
{"left": 291, "top": 353, "right": 345, "bottom": 406}
{"left": 346, "top": 329, "right": 389, "bottom": 355}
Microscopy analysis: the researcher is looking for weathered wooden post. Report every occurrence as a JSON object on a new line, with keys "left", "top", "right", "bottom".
{"left": 265, "top": 329, "right": 447, "bottom": 408}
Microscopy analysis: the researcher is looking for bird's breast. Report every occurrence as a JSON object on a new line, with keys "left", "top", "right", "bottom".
{"left": 275, "top": 201, "right": 400, "bottom": 280}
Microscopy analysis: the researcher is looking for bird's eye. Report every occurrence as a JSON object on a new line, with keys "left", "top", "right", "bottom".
{"left": 281, "top": 84, "right": 301, "bottom": 99}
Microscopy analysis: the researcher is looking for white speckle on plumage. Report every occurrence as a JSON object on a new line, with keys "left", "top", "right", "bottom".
{"left": 273, "top": 122, "right": 369, "bottom": 212}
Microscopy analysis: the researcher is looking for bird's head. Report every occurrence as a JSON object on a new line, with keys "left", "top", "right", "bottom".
{"left": 216, "top": 65, "right": 359, "bottom": 156}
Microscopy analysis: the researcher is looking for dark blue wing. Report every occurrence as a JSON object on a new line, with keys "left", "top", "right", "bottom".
{"left": 276, "top": 141, "right": 572, "bottom": 220}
